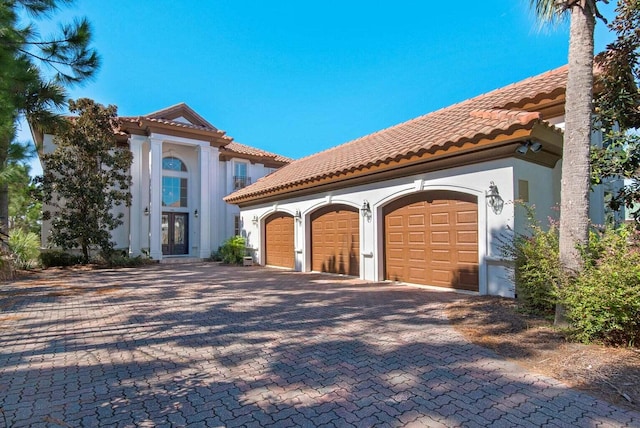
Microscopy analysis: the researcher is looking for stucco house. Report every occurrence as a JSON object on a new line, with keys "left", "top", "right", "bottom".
{"left": 32, "top": 103, "right": 291, "bottom": 261}
{"left": 224, "top": 65, "right": 619, "bottom": 297}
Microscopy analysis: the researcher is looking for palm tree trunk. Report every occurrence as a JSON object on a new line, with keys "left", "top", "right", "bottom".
{"left": 556, "top": 2, "right": 595, "bottom": 326}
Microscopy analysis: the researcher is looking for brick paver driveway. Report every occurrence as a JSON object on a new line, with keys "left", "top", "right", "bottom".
{"left": 1, "top": 264, "right": 638, "bottom": 427}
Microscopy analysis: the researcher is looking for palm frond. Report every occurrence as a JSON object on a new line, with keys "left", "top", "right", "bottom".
{"left": 529, "top": 0, "right": 569, "bottom": 26}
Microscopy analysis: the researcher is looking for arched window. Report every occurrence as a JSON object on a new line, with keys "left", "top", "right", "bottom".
{"left": 162, "top": 156, "right": 188, "bottom": 207}
{"left": 162, "top": 156, "right": 187, "bottom": 172}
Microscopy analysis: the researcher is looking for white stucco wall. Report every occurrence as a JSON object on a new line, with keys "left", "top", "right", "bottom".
{"left": 128, "top": 133, "right": 224, "bottom": 260}
{"left": 215, "top": 158, "right": 275, "bottom": 252}
{"left": 238, "top": 158, "right": 541, "bottom": 297}
{"left": 545, "top": 120, "right": 617, "bottom": 226}
{"left": 512, "top": 158, "right": 561, "bottom": 235}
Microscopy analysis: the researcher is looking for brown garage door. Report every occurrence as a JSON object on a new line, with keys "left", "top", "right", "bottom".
{"left": 384, "top": 191, "right": 478, "bottom": 291}
{"left": 265, "top": 212, "right": 295, "bottom": 269}
{"left": 311, "top": 204, "right": 360, "bottom": 276}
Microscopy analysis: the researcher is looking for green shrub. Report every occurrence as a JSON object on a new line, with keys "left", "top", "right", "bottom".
{"left": 219, "top": 236, "right": 246, "bottom": 264}
{"left": 209, "top": 248, "right": 223, "bottom": 262}
{"left": 40, "top": 250, "right": 83, "bottom": 268}
{"left": 562, "top": 226, "right": 640, "bottom": 346}
{"left": 502, "top": 207, "right": 561, "bottom": 315}
{"left": 102, "top": 254, "right": 156, "bottom": 268}
{"left": 8, "top": 229, "right": 40, "bottom": 269}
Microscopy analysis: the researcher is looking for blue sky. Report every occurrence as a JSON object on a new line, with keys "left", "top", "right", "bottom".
{"left": 21, "top": 0, "right": 619, "bottom": 175}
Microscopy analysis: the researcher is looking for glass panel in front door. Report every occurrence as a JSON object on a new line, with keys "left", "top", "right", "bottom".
{"left": 173, "top": 214, "right": 187, "bottom": 254}
{"left": 161, "top": 212, "right": 189, "bottom": 255}
{"left": 162, "top": 214, "right": 170, "bottom": 255}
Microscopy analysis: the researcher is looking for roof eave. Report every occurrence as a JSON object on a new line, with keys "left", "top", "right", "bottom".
{"left": 225, "top": 123, "right": 562, "bottom": 207}
{"left": 118, "top": 118, "right": 232, "bottom": 147}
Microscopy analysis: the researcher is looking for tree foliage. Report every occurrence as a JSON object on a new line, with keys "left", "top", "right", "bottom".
{"left": 501, "top": 206, "right": 562, "bottom": 315}
{"left": 592, "top": 0, "right": 640, "bottom": 222}
{"left": 0, "top": 0, "right": 99, "bottom": 232}
{"left": 39, "top": 98, "right": 132, "bottom": 263}
{"left": 8, "top": 162, "right": 41, "bottom": 234}
{"left": 511, "top": 209, "right": 640, "bottom": 346}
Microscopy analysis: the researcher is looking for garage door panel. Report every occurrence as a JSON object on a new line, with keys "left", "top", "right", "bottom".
{"left": 408, "top": 248, "right": 426, "bottom": 261}
{"left": 388, "top": 232, "right": 404, "bottom": 245}
{"left": 456, "top": 230, "right": 477, "bottom": 244}
{"left": 457, "top": 210, "right": 477, "bottom": 224}
{"left": 311, "top": 205, "right": 360, "bottom": 276}
{"left": 387, "top": 269, "right": 403, "bottom": 281}
{"left": 408, "top": 214, "right": 425, "bottom": 226}
{"left": 384, "top": 191, "right": 478, "bottom": 291}
{"left": 387, "top": 215, "right": 403, "bottom": 228}
{"left": 457, "top": 250, "right": 478, "bottom": 263}
{"left": 432, "top": 269, "right": 451, "bottom": 284}
{"left": 408, "top": 231, "right": 425, "bottom": 244}
{"left": 388, "top": 248, "right": 405, "bottom": 261}
{"left": 430, "top": 212, "right": 450, "bottom": 225}
{"left": 409, "top": 266, "right": 426, "bottom": 279}
{"left": 431, "top": 249, "right": 451, "bottom": 262}
{"left": 430, "top": 199, "right": 449, "bottom": 207}
{"left": 431, "top": 231, "right": 450, "bottom": 244}
{"left": 455, "top": 269, "right": 479, "bottom": 290}
{"left": 265, "top": 213, "right": 295, "bottom": 269}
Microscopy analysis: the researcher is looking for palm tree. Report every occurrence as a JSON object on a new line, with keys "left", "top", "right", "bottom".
{"left": 530, "top": 0, "right": 603, "bottom": 325}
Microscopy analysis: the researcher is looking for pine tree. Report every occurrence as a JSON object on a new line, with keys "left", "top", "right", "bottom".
{"left": 0, "top": 0, "right": 99, "bottom": 232}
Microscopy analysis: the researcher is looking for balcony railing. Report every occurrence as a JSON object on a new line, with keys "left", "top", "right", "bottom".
{"left": 233, "top": 176, "right": 252, "bottom": 190}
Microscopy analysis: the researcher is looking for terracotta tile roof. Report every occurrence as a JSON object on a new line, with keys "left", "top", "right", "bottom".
{"left": 225, "top": 66, "right": 568, "bottom": 204}
{"left": 118, "top": 115, "right": 220, "bottom": 133}
{"left": 145, "top": 102, "right": 217, "bottom": 128}
{"left": 221, "top": 142, "right": 293, "bottom": 163}
{"left": 116, "top": 103, "right": 289, "bottom": 162}
{"left": 117, "top": 102, "right": 233, "bottom": 141}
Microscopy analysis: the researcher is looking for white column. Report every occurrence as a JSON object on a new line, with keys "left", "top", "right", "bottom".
{"left": 149, "top": 138, "right": 163, "bottom": 260}
{"left": 129, "top": 137, "right": 144, "bottom": 256}
{"left": 209, "top": 147, "right": 220, "bottom": 250}
{"left": 198, "top": 145, "right": 212, "bottom": 258}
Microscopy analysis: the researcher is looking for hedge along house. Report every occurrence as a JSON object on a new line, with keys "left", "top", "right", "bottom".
{"left": 225, "top": 66, "right": 619, "bottom": 297}
{"left": 32, "top": 103, "right": 291, "bottom": 261}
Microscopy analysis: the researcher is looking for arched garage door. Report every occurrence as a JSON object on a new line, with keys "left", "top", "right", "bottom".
{"left": 384, "top": 191, "right": 478, "bottom": 291}
{"left": 311, "top": 204, "right": 360, "bottom": 276}
{"left": 265, "top": 212, "right": 295, "bottom": 269}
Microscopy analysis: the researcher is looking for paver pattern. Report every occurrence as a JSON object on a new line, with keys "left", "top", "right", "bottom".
{"left": 0, "top": 264, "right": 638, "bottom": 427}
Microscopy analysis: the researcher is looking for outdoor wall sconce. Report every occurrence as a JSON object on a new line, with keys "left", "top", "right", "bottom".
{"left": 361, "top": 200, "right": 372, "bottom": 222}
{"left": 252, "top": 215, "right": 259, "bottom": 225}
{"left": 194, "top": 209, "right": 199, "bottom": 218}
{"left": 143, "top": 207, "right": 149, "bottom": 216}
{"left": 294, "top": 209, "right": 302, "bottom": 222}
{"left": 486, "top": 181, "right": 504, "bottom": 215}
{"left": 515, "top": 140, "right": 542, "bottom": 155}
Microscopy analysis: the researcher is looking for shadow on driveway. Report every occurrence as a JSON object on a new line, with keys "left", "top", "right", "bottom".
{"left": 0, "top": 264, "right": 638, "bottom": 427}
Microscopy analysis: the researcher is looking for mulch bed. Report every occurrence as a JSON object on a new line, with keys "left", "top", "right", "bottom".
{"left": 445, "top": 296, "right": 640, "bottom": 412}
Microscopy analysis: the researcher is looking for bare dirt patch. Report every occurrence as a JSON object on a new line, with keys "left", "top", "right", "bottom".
{"left": 446, "top": 296, "right": 640, "bottom": 412}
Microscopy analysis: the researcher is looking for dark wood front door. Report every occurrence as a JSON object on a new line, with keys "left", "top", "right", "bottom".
{"left": 162, "top": 212, "right": 188, "bottom": 255}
